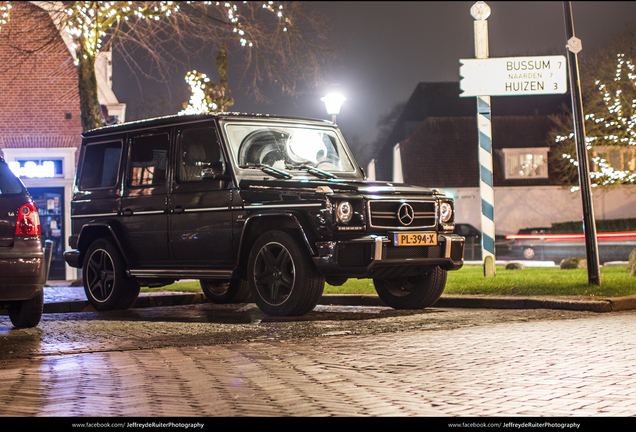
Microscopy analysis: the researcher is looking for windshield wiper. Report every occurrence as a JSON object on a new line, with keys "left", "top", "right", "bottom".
{"left": 239, "top": 164, "right": 292, "bottom": 179}
{"left": 296, "top": 164, "right": 336, "bottom": 179}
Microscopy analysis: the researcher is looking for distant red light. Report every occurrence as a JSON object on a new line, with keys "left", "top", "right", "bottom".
{"left": 505, "top": 232, "right": 636, "bottom": 241}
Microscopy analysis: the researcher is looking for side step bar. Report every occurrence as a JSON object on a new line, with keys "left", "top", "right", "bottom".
{"left": 128, "top": 269, "right": 234, "bottom": 279}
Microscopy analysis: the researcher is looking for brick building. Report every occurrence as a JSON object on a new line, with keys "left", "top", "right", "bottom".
{"left": 0, "top": 2, "right": 124, "bottom": 280}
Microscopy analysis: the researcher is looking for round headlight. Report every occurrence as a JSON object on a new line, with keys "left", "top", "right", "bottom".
{"left": 440, "top": 202, "right": 452, "bottom": 223}
{"left": 336, "top": 201, "right": 353, "bottom": 224}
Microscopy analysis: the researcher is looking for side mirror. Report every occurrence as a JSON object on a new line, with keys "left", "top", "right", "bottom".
{"left": 201, "top": 161, "right": 228, "bottom": 180}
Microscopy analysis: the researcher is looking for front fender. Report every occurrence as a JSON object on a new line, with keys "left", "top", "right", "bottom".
{"left": 235, "top": 211, "right": 316, "bottom": 272}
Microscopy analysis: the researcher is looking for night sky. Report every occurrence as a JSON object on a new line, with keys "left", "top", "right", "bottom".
{"left": 112, "top": 1, "right": 636, "bottom": 155}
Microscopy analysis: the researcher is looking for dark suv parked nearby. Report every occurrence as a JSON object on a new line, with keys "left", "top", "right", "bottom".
{"left": 64, "top": 113, "right": 465, "bottom": 316}
{"left": 0, "top": 156, "right": 46, "bottom": 328}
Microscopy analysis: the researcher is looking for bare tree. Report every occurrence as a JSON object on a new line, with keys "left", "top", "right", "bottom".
{"left": 0, "top": 1, "right": 335, "bottom": 132}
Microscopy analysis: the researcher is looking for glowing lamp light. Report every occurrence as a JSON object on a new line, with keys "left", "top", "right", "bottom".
{"left": 321, "top": 93, "right": 346, "bottom": 125}
{"left": 321, "top": 93, "right": 346, "bottom": 116}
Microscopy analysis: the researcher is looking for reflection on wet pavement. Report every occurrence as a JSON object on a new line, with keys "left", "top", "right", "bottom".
{"left": 44, "top": 286, "right": 87, "bottom": 303}
{"left": 0, "top": 300, "right": 420, "bottom": 360}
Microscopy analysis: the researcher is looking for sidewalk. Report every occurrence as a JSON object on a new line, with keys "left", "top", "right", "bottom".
{"left": 41, "top": 283, "right": 636, "bottom": 314}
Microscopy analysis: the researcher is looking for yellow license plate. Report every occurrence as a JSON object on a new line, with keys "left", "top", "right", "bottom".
{"left": 393, "top": 232, "right": 437, "bottom": 246}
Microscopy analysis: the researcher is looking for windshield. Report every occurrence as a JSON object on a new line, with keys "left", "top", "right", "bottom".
{"left": 223, "top": 123, "right": 357, "bottom": 178}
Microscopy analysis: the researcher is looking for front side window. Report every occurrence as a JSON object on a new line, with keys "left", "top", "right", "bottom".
{"left": 79, "top": 141, "right": 122, "bottom": 189}
{"left": 129, "top": 134, "right": 169, "bottom": 187}
{"left": 223, "top": 123, "right": 357, "bottom": 177}
{"left": 503, "top": 148, "right": 549, "bottom": 179}
{"left": 178, "top": 127, "right": 225, "bottom": 182}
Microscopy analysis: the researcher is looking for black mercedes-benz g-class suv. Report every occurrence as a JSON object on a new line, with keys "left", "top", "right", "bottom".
{"left": 64, "top": 113, "right": 464, "bottom": 316}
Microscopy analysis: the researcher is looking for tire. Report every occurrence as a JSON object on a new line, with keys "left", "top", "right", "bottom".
{"left": 83, "top": 238, "right": 140, "bottom": 311}
{"left": 8, "top": 290, "right": 43, "bottom": 329}
{"left": 247, "top": 230, "right": 324, "bottom": 316}
{"left": 523, "top": 247, "right": 535, "bottom": 260}
{"left": 200, "top": 279, "right": 251, "bottom": 304}
{"left": 373, "top": 266, "right": 447, "bottom": 310}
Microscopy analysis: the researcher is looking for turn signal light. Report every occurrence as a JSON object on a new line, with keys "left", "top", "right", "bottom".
{"left": 15, "top": 202, "right": 41, "bottom": 236}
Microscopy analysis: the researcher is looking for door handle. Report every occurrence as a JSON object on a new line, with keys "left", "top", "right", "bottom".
{"left": 122, "top": 209, "right": 133, "bottom": 216}
{"left": 173, "top": 206, "right": 184, "bottom": 214}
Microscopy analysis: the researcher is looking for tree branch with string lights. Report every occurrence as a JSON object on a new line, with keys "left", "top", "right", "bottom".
{"left": 548, "top": 25, "right": 636, "bottom": 191}
{"left": 180, "top": 43, "right": 234, "bottom": 114}
{"left": 0, "top": 1, "right": 334, "bottom": 131}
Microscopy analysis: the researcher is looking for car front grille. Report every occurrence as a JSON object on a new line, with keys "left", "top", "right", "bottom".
{"left": 368, "top": 200, "right": 437, "bottom": 229}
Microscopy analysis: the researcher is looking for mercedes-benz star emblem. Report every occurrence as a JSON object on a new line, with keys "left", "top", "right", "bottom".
{"left": 397, "top": 203, "right": 415, "bottom": 226}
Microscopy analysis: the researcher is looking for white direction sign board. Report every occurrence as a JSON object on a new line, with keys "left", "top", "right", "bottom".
{"left": 459, "top": 55, "right": 567, "bottom": 97}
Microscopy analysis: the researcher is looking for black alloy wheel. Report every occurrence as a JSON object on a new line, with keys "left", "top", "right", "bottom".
{"left": 83, "top": 239, "right": 140, "bottom": 311}
{"left": 247, "top": 230, "right": 324, "bottom": 316}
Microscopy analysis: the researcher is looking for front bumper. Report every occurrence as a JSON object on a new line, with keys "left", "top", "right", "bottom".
{"left": 313, "top": 233, "right": 465, "bottom": 278}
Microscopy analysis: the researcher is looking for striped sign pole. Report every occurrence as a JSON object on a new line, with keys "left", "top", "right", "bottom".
{"left": 477, "top": 96, "right": 496, "bottom": 276}
{"left": 471, "top": 1, "right": 496, "bottom": 277}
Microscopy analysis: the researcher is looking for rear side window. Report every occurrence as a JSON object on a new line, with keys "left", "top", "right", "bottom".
{"left": 0, "top": 161, "right": 26, "bottom": 195}
{"left": 129, "top": 133, "right": 169, "bottom": 187}
{"left": 79, "top": 141, "right": 122, "bottom": 190}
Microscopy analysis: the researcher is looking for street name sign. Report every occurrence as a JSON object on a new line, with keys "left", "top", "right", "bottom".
{"left": 459, "top": 55, "right": 567, "bottom": 97}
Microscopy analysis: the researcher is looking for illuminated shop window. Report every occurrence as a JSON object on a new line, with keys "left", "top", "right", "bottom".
{"left": 8, "top": 159, "right": 63, "bottom": 178}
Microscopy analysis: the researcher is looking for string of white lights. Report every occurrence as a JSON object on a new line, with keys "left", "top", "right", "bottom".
{"left": 0, "top": 1, "right": 290, "bottom": 62}
{"left": 558, "top": 53, "right": 636, "bottom": 189}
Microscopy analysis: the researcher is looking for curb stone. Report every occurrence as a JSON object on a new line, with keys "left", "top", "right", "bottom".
{"left": 31, "top": 293, "right": 636, "bottom": 314}
{"left": 320, "top": 294, "right": 636, "bottom": 313}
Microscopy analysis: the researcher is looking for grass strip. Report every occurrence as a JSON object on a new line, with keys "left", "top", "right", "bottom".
{"left": 142, "top": 264, "right": 635, "bottom": 299}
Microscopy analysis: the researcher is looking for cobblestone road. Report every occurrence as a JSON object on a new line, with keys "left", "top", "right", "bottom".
{"left": 1, "top": 305, "right": 635, "bottom": 418}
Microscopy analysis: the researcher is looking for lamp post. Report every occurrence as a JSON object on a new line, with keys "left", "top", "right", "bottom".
{"left": 321, "top": 93, "right": 346, "bottom": 124}
{"left": 563, "top": 1, "right": 601, "bottom": 285}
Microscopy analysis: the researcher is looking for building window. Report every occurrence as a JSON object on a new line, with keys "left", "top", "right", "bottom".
{"left": 591, "top": 146, "right": 636, "bottom": 172}
{"left": 502, "top": 148, "right": 549, "bottom": 179}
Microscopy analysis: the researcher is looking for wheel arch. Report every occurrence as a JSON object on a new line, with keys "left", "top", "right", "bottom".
{"left": 77, "top": 223, "right": 132, "bottom": 268}
{"left": 236, "top": 212, "right": 315, "bottom": 276}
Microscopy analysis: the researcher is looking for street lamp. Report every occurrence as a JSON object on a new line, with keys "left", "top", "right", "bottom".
{"left": 321, "top": 93, "right": 346, "bottom": 124}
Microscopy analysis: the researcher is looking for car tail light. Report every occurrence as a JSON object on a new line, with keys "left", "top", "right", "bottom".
{"left": 15, "top": 202, "right": 41, "bottom": 236}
